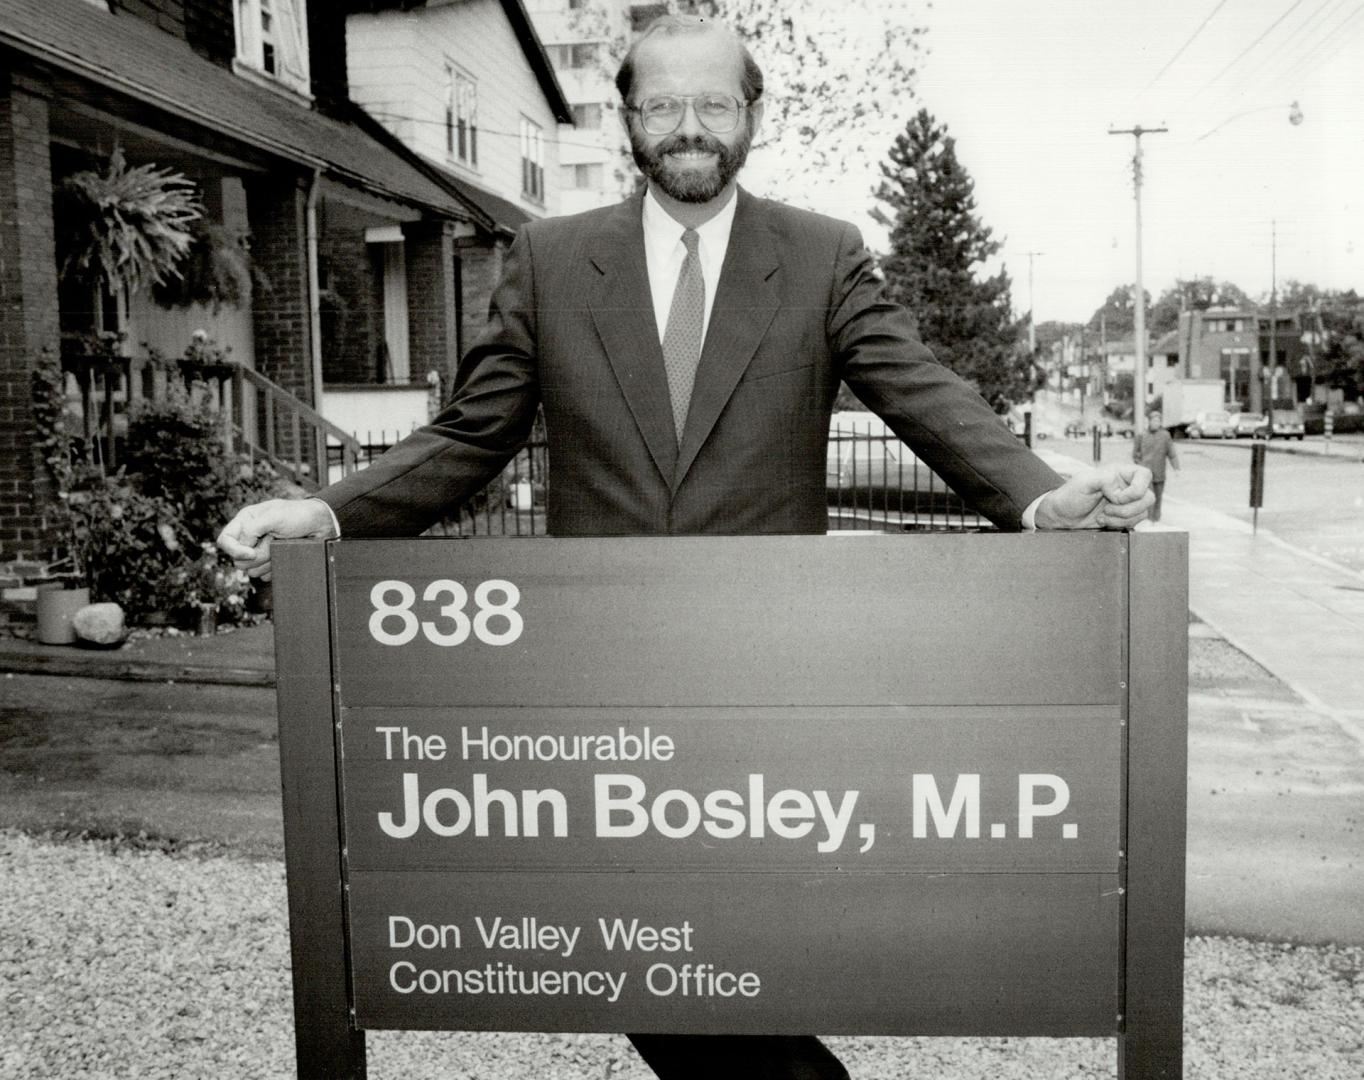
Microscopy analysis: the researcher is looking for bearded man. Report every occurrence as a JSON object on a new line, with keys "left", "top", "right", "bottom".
{"left": 219, "top": 15, "right": 1152, "bottom": 1078}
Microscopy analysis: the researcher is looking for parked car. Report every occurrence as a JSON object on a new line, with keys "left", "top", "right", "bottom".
{"left": 1064, "top": 417, "right": 1127, "bottom": 438}
{"left": 1230, "top": 412, "right": 1265, "bottom": 438}
{"left": 1254, "top": 409, "right": 1306, "bottom": 440}
{"left": 826, "top": 412, "right": 967, "bottom": 517}
{"left": 1186, "top": 410, "right": 1235, "bottom": 439}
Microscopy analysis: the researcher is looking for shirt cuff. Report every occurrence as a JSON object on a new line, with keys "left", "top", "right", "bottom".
{"left": 309, "top": 497, "right": 342, "bottom": 539}
{"left": 1020, "top": 492, "right": 1049, "bottom": 532}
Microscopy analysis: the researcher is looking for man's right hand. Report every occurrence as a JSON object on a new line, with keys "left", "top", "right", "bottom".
{"left": 216, "top": 498, "right": 338, "bottom": 582}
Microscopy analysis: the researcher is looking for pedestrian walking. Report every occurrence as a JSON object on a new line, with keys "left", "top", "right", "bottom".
{"left": 1134, "top": 410, "right": 1180, "bottom": 521}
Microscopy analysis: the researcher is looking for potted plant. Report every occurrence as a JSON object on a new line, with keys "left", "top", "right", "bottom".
{"left": 55, "top": 144, "right": 202, "bottom": 332}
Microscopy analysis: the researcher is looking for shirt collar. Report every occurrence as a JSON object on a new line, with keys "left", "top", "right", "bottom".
{"left": 642, "top": 186, "right": 739, "bottom": 257}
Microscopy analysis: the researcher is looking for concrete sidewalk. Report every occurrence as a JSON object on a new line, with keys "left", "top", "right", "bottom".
{"left": 1160, "top": 496, "right": 1364, "bottom": 731}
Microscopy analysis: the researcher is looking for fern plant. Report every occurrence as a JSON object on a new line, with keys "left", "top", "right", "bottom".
{"left": 56, "top": 145, "right": 203, "bottom": 299}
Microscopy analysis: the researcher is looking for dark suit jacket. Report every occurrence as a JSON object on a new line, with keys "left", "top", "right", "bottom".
{"left": 319, "top": 189, "right": 1061, "bottom": 536}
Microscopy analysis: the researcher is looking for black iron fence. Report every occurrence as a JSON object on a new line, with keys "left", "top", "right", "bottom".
{"left": 339, "top": 425, "right": 984, "bottom": 536}
{"left": 825, "top": 427, "right": 986, "bottom": 531}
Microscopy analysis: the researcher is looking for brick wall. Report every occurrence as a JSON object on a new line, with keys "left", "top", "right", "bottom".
{"left": 114, "top": 0, "right": 189, "bottom": 41}
{"left": 0, "top": 74, "right": 61, "bottom": 575}
{"left": 185, "top": 0, "right": 236, "bottom": 66}
{"left": 307, "top": 0, "right": 351, "bottom": 119}
{"left": 246, "top": 175, "right": 313, "bottom": 400}
{"left": 454, "top": 236, "right": 507, "bottom": 373}
{"left": 405, "top": 220, "right": 458, "bottom": 388}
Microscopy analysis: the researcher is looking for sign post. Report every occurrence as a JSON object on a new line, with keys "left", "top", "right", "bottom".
{"left": 272, "top": 532, "right": 1187, "bottom": 1078}
{"left": 1249, "top": 443, "right": 1267, "bottom": 533}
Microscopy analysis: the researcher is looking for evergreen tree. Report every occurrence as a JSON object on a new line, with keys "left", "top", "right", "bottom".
{"left": 870, "top": 109, "right": 1035, "bottom": 411}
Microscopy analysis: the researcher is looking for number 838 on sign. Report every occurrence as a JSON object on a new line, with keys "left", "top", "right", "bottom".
{"left": 368, "top": 579, "right": 523, "bottom": 647}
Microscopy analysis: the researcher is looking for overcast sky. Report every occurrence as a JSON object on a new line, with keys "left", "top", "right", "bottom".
{"left": 744, "top": 0, "right": 1364, "bottom": 325}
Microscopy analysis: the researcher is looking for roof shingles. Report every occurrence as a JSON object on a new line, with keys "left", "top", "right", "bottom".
{"left": 0, "top": 0, "right": 482, "bottom": 221}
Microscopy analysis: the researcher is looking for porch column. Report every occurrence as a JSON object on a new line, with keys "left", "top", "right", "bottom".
{"left": 247, "top": 175, "right": 314, "bottom": 402}
{"left": 404, "top": 219, "right": 459, "bottom": 391}
{"left": 453, "top": 235, "right": 507, "bottom": 375}
{"left": 0, "top": 72, "right": 60, "bottom": 568}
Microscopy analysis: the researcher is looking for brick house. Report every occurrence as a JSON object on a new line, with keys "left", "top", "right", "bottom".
{"left": 1175, "top": 306, "right": 1310, "bottom": 412}
{"left": 0, "top": 0, "right": 514, "bottom": 610}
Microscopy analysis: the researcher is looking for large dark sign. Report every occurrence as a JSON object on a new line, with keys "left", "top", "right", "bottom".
{"left": 273, "top": 533, "right": 1187, "bottom": 1078}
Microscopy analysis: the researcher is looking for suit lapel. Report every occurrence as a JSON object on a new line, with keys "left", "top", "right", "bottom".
{"left": 587, "top": 193, "right": 679, "bottom": 484}
{"left": 674, "top": 189, "right": 782, "bottom": 487}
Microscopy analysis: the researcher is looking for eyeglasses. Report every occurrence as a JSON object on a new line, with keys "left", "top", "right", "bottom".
{"left": 627, "top": 93, "right": 750, "bottom": 135}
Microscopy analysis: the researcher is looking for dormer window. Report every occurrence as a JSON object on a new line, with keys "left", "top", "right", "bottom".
{"left": 236, "top": 0, "right": 311, "bottom": 97}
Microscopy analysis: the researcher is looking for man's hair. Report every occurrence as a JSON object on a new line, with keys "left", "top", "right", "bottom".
{"left": 614, "top": 14, "right": 764, "bottom": 105}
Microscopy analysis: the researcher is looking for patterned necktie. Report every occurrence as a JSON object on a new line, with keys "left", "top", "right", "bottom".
{"left": 662, "top": 228, "right": 705, "bottom": 444}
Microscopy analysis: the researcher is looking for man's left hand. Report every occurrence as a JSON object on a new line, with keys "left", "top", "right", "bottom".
{"left": 1033, "top": 462, "right": 1155, "bottom": 530}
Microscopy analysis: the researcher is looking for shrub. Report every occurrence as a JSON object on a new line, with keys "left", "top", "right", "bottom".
{"left": 34, "top": 337, "right": 286, "bottom": 625}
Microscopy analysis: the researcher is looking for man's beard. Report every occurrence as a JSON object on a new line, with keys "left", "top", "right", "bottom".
{"left": 630, "top": 124, "right": 752, "bottom": 203}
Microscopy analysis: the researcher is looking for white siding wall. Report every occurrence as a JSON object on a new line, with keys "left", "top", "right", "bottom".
{"left": 348, "top": 2, "right": 562, "bottom": 218}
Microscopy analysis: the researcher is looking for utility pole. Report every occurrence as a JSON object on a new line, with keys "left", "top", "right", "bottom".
{"left": 1100, "top": 312, "right": 1108, "bottom": 406}
{"left": 1264, "top": 219, "right": 1277, "bottom": 434}
{"left": 1022, "top": 250, "right": 1045, "bottom": 355}
{"left": 1078, "top": 324, "right": 1087, "bottom": 417}
{"left": 1109, "top": 125, "right": 1167, "bottom": 432}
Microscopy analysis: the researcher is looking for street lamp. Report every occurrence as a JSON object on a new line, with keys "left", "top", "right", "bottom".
{"left": 1195, "top": 101, "right": 1303, "bottom": 142}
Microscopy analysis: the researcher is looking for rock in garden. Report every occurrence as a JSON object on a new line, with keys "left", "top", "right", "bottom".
{"left": 73, "top": 602, "right": 126, "bottom": 645}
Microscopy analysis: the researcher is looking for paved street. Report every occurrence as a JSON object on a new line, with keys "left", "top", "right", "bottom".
{"left": 1166, "top": 437, "right": 1364, "bottom": 575}
{"left": 0, "top": 673, "right": 283, "bottom": 857}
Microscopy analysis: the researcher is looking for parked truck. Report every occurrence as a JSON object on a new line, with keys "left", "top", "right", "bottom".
{"left": 1161, "top": 379, "right": 1228, "bottom": 436}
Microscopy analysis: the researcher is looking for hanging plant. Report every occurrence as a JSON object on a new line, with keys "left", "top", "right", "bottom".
{"left": 56, "top": 145, "right": 203, "bottom": 298}
{"left": 152, "top": 221, "right": 270, "bottom": 312}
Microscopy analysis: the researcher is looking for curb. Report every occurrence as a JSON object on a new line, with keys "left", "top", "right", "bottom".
{"left": 1187, "top": 438, "right": 1364, "bottom": 460}
{"left": 0, "top": 651, "right": 275, "bottom": 687}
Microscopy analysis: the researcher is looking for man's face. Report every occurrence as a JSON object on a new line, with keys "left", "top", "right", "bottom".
{"left": 624, "top": 31, "right": 760, "bottom": 204}
{"left": 1148, "top": 413, "right": 1162, "bottom": 431}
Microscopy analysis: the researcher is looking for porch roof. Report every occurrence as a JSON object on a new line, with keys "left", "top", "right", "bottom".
{"left": 0, "top": 0, "right": 492, "bottom": 226}
{"left": 440, "top": 174, "right": 536, "bottom": 237}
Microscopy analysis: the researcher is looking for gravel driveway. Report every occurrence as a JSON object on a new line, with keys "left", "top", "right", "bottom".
{"left": 2, "top": 831, "right": 1360, "bottom": 1079}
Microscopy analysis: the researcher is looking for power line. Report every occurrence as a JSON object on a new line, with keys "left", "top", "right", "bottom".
{"left": 1139, "top": 0, "right": 1230, "bottom": 98}
{"left": 1186, "top": 0, "right": 1309, "bottom": 103}
{"left": 364, "top": 109, "right": 626, "bottom": 157}
{"left": 1194, "top": 0, "right": 1355, "bottom": 115}
{"left": 1233, "top": 0, "right": 1349, "bottom": 95}
{"left": 1274, "top": 1, "right": 1364, "bottom": 88}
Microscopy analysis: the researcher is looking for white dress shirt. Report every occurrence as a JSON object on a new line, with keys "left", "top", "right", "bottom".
{"left": 641, "top": 186, "right": 737, "bottom": 346}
